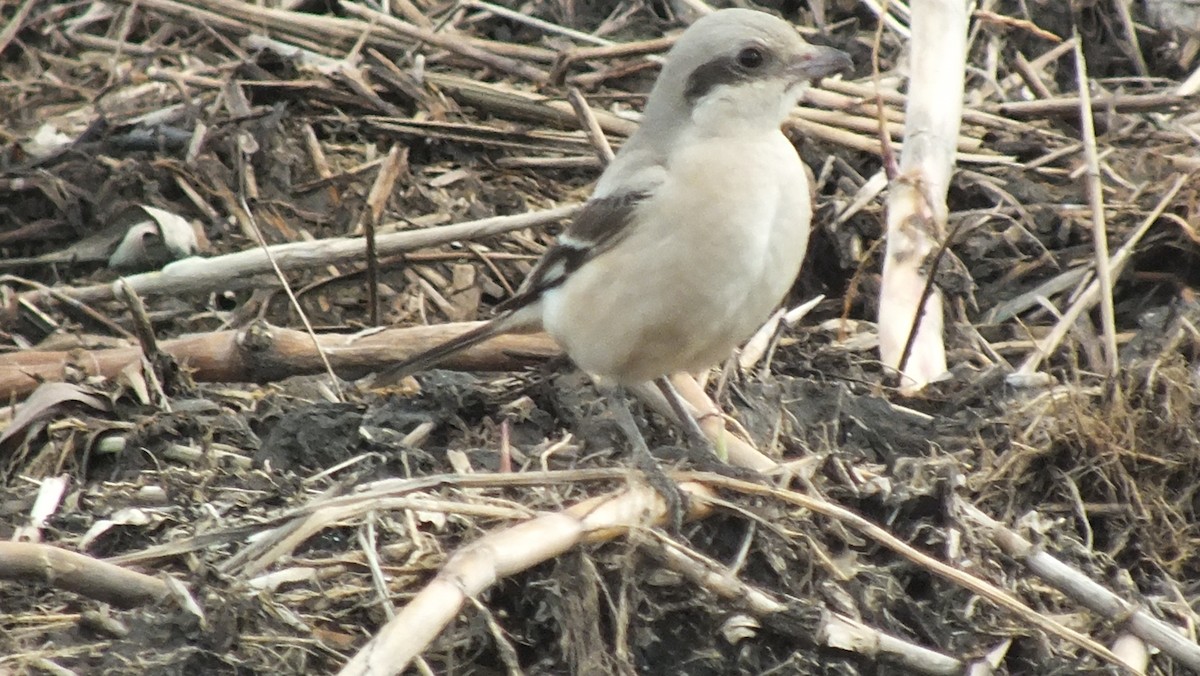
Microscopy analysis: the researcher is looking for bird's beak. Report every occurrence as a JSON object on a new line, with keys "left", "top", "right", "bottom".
{"left": 789, "top": 45, "right": 853, "bottom": 82}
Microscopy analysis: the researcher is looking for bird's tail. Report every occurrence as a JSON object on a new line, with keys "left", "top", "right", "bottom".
{"left": 373, "top": 311, "right": 532, "bottom": 385}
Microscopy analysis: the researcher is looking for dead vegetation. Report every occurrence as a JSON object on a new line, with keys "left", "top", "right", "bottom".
{"left": 2, "top": 0, "right": 1200, "bottom": 674}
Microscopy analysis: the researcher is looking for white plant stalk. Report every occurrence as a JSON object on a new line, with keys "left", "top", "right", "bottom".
{"left": 878, "top": 0, "right": 967, "bottom": 391}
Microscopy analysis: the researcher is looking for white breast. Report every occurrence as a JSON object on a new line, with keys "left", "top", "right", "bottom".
{"left": 541, "top": 130, "right": 811, "bottom": 384}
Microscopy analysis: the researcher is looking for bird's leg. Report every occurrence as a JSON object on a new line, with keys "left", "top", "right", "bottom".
{"left": 654, "top": 377, "right": 722, "bottom": 462}
{"left": 607, "top": 386, "right": 686, "bottom": 533}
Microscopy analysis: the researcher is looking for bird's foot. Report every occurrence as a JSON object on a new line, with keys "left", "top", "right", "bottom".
{"left": 607, "top": 385, "right": 687, "bottom": 533}
{"left": 630, "top": 444, "right": 688, "bottom": 535}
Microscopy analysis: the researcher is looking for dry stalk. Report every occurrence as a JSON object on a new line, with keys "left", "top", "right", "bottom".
{"left": 106, "top": 470, "right": 638, "bottom": 566}
{"left": 233, "top": 495, "right": 536, "bottom": 577}
{"left": 1071, "top": 29, "right": 1120, "bottom": 379}
{"left": 657, "top": 373, "right": 779, "bottom": 472}
{"left": 363, "top": 116, "right": 597, "bottom": 154}
{"left": 463, "top": 0, "right": 612, "bottom": 47}
{"left": 649, "top": 537, "right": 964, "bottom": 674}
{"left": 357, "top": 143, "right": 410, "bottom": 325}
{"left": 418, "top": 72, "right": 637, "bottom": 136}
{"left": 788, "top": 117, "right": 1012, "bottom": 165}
{"left": 0, "top": 542, "right": 170, "bottom": 608}
{"left": 567, "top": 87, "right": 615, "bottom": 164}
{"left": 696, "top": 473, "right": 1140, "bottom": 673}
{"left": 338, "top": 2, "right": 550, "bottom": 81}
{"left": 877, "top": 0, "right": 965, "bottom": 390}
{"left": 957, "top": 501, "right": 1200, "bottom": 671}
{"left": 992, "top": 92, "right": 1197, "bottom": 118}
{"left": 1016, "top": 175, "right": 1189, "bottom": 375}
{"left": 0, "top": 321, "right": 559, "bottom": 401}
{"left": 335, "top": 482, "right": 716, "bottom": 676}
{"left": 15, "top": 206, "right": 579, "bottom": 306}
{"left": 0, "top": 0, "right": 37, "bottom": 55}
{"left": 0, "top": 276, "right": 134, "bottom": 340}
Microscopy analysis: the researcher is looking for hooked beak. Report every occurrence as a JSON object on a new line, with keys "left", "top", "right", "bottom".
{"left": 789, "top": 45, "right": 853, "bottom": 82}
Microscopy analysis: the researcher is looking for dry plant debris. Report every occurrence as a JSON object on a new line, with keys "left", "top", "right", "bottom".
{"left": 2, "top": 0, "right": 1200, "bottom": 674}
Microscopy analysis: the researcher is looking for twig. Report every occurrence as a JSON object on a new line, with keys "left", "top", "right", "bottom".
{"left": 0, "top": 0, "right": 36, "bottom": 55}
{"left": 463, "top": 0, "right": 612, "bottom": 46}
{"left": 1071, "top": 28, "right": 1119, "bottom": 379}
{"left": 1111, "top": 0, "right": 1149, "bottom": 78}
{"left": 0, "top": 276, "right": 135, "bottom": 340}
{"left": 114, "top": 280, "right": 171, "bottom": 408}
{"left": 649, "top": 537, "right": 964, "bottom": 674}
{"left": 567, "top": 87, "right": 615, "bottom": 164}
{"left": 357, "top": 144, "right": 409, "bottom": 326}
{"left": 1017, "top": 174, "right": 1189, "bottom": 375}
{"left": 241, "top": 196, "right": 345, "bottom": 401}
{"left": 0, "top": 321, "right": 559, "bottom": 401}
{"left": 971, "top": 9, "right": 1062, "bottom": 42}
{"left": 18, "top": 206, "right": 580, "bottom": 307}
{"left": 335, "top": 482, "right": 718, "bottom": 676}
{"left": 555, "top": 35, "right": 674, "bottom": 67}
{"left": 958, "top": 501, "right": 1200, "bottom": 671}
{"left": 697, "top": 473, "right": 1139, "bottom": 673}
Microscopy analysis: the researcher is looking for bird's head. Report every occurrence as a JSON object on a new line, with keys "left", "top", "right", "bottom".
{"left": 644, "top": 9, "right": 852, "bottom": 138}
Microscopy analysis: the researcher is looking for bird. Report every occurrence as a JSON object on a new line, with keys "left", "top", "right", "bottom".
{"left": 384, "top": 8, "right": 851, "bottom": 514}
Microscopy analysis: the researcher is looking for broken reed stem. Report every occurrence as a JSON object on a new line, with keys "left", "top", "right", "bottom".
{"left": 358, "top": 144, "right": 410, "bottom": 326}
{"left": 993, "top": 91, "right": 1197, "bottom": 118}
{"left": 0, "top": 321, "right": 559, "bottom": 401}
{"left": 16, "top": 206, "right": 580, "bottom": 306}
{"left": 878, "top": 0, "right": 964, "bottom": 390}
{"left": 657, "top": 373, "right": 779, "bottom": 472}
{"left": 1072, "top": 27, "right": 1120, "bottom": 379}
{"left": 697, "top": 474, "right": 1139, "bottom": 673}
{"left": 335, "top": 482, "right": 717, "bottom": 676}
{"left": 958, "top": 501, "right": 1200, "bottom": 671}
{"left": 896, "top": 218, "right": 968, "bottom": 378}
{"left": 649, "top": 538, "right": 964, "bottom": 675}
{"left": 0, "top": 542, "right": 170, "bottom": 608}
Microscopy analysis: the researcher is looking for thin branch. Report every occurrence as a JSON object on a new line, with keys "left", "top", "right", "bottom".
{"left": 1072, "top": 25, "right": 1119, "bottom": 379}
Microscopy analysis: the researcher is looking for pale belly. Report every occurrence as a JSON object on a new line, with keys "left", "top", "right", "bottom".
{"left": 541, "top": 133, "right": 812, "bottom": 384}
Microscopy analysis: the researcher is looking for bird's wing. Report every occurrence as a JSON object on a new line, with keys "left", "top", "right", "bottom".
{"left": 495, "top": 190, "right": 648, "bottom": 313}
{"left": 375, "top": 191, "right": 651, "bottom": 382}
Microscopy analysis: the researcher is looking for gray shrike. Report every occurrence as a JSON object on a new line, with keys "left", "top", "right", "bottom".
{"left": 385, "top": 9, "right": 851, "bottom": 482}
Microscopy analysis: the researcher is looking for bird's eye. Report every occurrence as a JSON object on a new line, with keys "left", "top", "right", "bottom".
{"left": 736, "top": 46, "right": 765, "bottom": 69}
